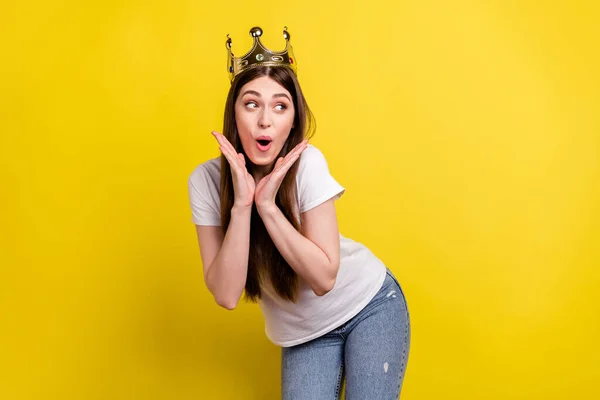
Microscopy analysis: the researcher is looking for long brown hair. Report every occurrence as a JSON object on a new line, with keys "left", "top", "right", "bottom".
{"left": 219, "top": 65, "right": 315, "bottom": 302}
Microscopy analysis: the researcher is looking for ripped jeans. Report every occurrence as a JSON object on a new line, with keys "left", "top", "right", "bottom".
{"left": 281, "top": 268, "right": 411, "bottom": 399}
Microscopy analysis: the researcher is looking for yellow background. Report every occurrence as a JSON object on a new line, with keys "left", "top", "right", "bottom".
{"left": 1, "top": 0, "right": 599, "bottom": 399}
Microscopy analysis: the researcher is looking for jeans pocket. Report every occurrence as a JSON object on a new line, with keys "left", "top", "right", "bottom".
{"left": 385, "top": 268, "right": 410, "bottom": 316}
{"left": 385, "top": 268, "right": 401, "bottom": 288}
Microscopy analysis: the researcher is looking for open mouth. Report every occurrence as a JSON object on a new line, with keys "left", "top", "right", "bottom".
{"left": 256, "top": 136, "right": 273, "bottom": 152}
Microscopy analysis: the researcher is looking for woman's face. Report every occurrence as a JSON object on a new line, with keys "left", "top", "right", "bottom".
{"left": 234, "top": 76, "right": 295, "bottom": 169}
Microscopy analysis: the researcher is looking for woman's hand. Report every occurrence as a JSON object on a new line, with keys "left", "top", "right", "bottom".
{"left": 255, "top": 139, "right": 308, "bottom": 213}
{"left": 211, "top": 131, "right": 255, "bottom": 209}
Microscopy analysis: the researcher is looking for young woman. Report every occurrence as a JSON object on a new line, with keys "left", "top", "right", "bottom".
{"left": 188, "top": 26, "right": 411, "bottom": 399}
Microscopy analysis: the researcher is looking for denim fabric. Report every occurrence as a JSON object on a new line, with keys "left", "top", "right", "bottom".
{"left": 281, "top": 268, "right": 411, "bottom": 399}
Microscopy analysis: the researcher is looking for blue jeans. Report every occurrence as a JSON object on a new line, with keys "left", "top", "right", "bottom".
{"left": 281, "top": 268, "right": 411, "bottom": 399}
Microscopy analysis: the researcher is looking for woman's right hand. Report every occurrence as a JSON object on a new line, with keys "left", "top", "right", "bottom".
{"left": 211, "top": 131, "right": 255, "bottom": 209}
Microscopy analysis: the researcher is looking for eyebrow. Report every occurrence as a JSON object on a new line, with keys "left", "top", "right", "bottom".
{"left": 241, "top": 90, "right": 291, "bottom": 101}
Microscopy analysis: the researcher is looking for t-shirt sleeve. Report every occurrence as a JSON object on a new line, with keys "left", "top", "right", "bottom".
{"left": 187, "top": 165, "right": 221, "bottom": 226}
{"left": 297, "top": 145, "right": 346, "bottom": 213}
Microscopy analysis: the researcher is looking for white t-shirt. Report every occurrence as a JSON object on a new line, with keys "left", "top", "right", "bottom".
{"left": 187, "top": 144, "right": 387, "bottom": 347}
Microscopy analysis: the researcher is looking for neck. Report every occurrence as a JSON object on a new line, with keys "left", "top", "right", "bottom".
{"left": 251, "top": 161, "right": 275, "bottom": 183}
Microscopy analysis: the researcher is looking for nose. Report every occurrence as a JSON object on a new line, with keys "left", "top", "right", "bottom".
{"left": 258, "top": 110, "right": 272, "bottom": 129}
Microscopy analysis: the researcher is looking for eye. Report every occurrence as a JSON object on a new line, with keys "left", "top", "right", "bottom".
{"left": 245, "top": 101, "right": 258, "bottom": 109}
{"left": 275, "top": 103, "right": 287, "bottom": 111}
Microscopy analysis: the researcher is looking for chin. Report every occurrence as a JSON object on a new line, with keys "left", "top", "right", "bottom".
{"left": 248, "top": 153, "right": 275, "bottom": 166}
{"left": 245, "top": 143, "right": 282, "bottom": 167}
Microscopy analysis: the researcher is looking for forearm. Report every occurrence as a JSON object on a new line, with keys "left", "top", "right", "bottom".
{"left": 258, "top": 204, "right": 337, "bottom": 296}
{"left": 206, "top": 205, "right": 252, "bottom": 309}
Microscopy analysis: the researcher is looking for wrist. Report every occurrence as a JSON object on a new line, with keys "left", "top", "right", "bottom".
{"left": 231, "top": 203, "right": 253, "bottom": 217}
{"left": 256, "top": 201, "right": 278, "bottom": 217}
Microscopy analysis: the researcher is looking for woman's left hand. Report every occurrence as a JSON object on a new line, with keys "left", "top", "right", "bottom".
{"left": 255, "top": 140, "right": 308, "bottom": 213}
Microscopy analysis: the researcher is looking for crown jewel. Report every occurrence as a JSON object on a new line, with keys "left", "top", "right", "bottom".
{"left": 226, "top": 26, "right": 297, "bottom": 83}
